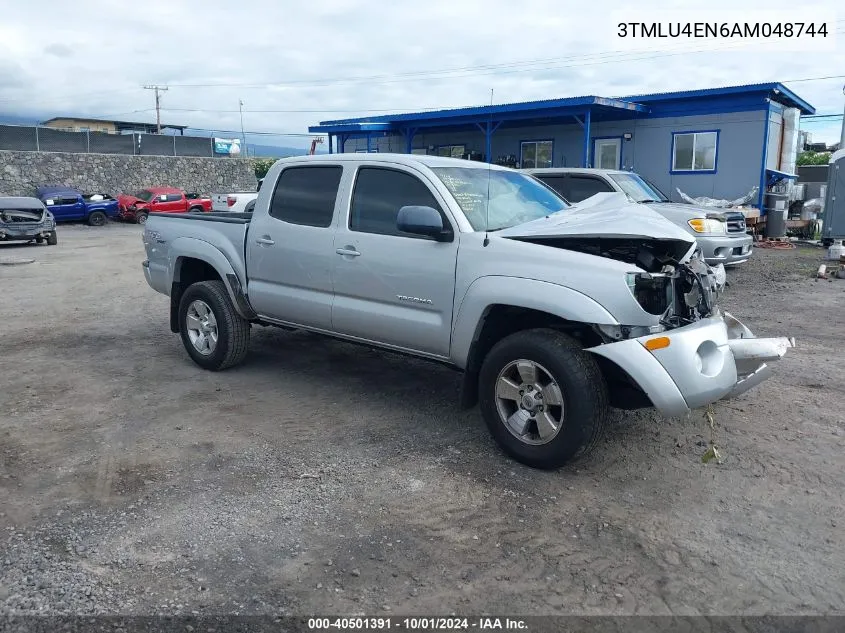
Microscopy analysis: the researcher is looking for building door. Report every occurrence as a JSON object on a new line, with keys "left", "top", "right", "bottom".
{"left": 594, "top": 138, "right": 621, "bottom": 170}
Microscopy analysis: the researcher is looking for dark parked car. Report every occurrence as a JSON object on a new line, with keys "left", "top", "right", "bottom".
{"left": 35, "top": 186, "right": 119, "bottom": 226}
{"left": 0, "top": 196, "right": 58, "bottom": 245}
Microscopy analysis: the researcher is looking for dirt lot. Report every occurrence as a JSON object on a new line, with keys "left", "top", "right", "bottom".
{"left": 1, "top": 224, "right": 844, "bottom": 617}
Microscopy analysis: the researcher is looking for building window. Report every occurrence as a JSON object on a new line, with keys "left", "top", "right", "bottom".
{"left": 436, "top": 145, "right": 466, "bottom": 159}
{"left": 520, "top": 140, "right": 553, "bottom": 169}
{"left": 672, "top": 131, "right": 718, "bottom": 172}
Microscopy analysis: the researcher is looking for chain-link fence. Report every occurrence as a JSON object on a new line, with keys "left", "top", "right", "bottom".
{"left": 0, "top": 124, "right": 222, "bottom": 157}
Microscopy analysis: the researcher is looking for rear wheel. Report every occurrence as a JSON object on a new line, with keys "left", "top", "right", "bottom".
{"left": 478, "top": 328, "right": 608, "bottom": 469}
{"left": 46, "top": 231, "right": 58, "bottom": 246}
{"left": 178, "top": 280, "right": 249, "bottom": 370}
{"left": 87, "top": 210, "right": 107, "bottom": 226}
{"left": 135, "top": 211, "right": 148, "bottom": 225}
{"left": 189, "top": 206, "right": 203, "bottom": 213}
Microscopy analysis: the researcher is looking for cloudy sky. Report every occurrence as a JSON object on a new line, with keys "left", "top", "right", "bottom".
{"left": 0, "top": 0, "right": 842, "bottom": 149}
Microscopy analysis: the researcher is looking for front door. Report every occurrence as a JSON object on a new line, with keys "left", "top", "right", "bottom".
{"left": 246, "top": 164, "right": 344, "bottom": 330}
{"left": 331, "top": 164, "right": 459, "bottom": 358}
{"left": 594, "top": 138, "right": 622, "bottom": 170}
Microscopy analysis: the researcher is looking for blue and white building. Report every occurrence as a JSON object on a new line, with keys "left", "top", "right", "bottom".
{"left": 309, "top": 83, "right": 814, "bottom": 210}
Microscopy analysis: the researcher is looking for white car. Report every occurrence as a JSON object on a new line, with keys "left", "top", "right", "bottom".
{"left": 211, "top": 178, "right": 263, "bottom": 213}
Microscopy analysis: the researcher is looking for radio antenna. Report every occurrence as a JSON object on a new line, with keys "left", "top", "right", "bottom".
{"left": 483, "top": 88, "right": 493, "bottom": 247}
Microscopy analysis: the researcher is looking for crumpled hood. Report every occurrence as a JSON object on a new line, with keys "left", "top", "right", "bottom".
{"left": 118, "top": 193, "right": 143, "bottom": 207}
{"left": 497, "top": 192, "right": 696, "bottom": 245}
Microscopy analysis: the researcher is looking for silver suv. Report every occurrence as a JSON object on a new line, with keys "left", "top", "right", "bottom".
{"left": 527, "top": 168, "right": 753, "bottom": 267}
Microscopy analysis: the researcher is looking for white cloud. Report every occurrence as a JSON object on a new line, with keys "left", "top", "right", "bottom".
{"left": 0, "top": 0, "right": 842, "bottom": 147}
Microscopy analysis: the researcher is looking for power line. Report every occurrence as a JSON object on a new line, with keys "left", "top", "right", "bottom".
{"left": 160, "top": 30, "right": 845, "bottom": 90}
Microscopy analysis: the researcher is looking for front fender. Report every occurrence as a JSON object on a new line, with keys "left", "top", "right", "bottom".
{"left": 450, "top": 276, "right": 619, "bottom": 368}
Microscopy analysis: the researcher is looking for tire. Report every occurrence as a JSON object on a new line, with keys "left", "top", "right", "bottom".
{"left": 87, "top": 210, "right": 107, "bottom": 226}
{"left": 478, "top": 328, "right": 608, "bottom": 469}
{"left": 822, "top": 238, "right": 834, "bottom": 248}
{"left": 35, "top": 237, "right": 44, "bottom": 244}
{"left": 178, "top": 280, "right": 249, "bottom": 371}
{"left": 135, "top": 211, "right": 148, "bottom": 225}
{"left": 46, "top": 231, "right": 58, "bottom": 246}
{"left": 189, "top": 206, "right": 203, "bottom": 213}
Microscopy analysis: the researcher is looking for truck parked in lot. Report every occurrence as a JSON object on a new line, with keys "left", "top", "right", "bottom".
{"left": 35, "top": 186, "right": 119, "bottom": 226}
{"left": 211, "top": 178, "right": 264, "bottom": 213}
{"left": 526, "top": 168, "right": 753, "bottom": 267}
{"left": 118, "top": 188, "right": 212, "bottom": 224}
{"left": 141, "top": 154, "right": 793, "bottom": 468}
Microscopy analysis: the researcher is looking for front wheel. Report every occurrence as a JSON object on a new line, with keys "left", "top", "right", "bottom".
{"left": 478, "top": 328, "right": 608, "bottom": 469}
{"left": 178, "top": 280, "right": 249, "bottom": 370}
{"left": 87, "top": 210, "right": 107, "bottom": 226}
{"left": 135, "top": 211, "right": 148, "bottom": 225}
{"left": 46, "top": 231, "right": 58, "bottom": 246}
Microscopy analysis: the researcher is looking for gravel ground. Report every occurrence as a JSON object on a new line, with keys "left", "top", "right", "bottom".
{"left": 1, "top": 224, "right": 843, "bottom": 617}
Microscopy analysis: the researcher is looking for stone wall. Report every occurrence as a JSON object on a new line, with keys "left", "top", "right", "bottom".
{"left": 0, "top": 150, "right": 258, "bottom": 197}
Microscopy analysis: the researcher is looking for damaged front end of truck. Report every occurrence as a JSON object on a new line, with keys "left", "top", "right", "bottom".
{"left": 498, "top": 194, "right": 794, "bottom": 416}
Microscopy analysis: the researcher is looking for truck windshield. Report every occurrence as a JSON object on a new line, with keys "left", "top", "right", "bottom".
{"left": 134, "top": 190, "right": 155, "bottom": 202}
{"left": 607, "top": 173, "right": 669, "bottom": 203}
{"left": 432, "top": 167, "right": 568, "bottom": 231}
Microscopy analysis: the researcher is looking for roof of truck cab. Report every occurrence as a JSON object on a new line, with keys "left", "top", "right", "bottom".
{"left": 144, "top": 186, "right": 183, "bottom": 193}
{"left": 0, "top": 196, "right": 46, "bottom": 209}
{"left": 275, "top": 153, "right": 518, "bottom": 172}
{"left": 35, "top": 185, "right": 81, "bottom": 197}
{"left": 526, "top": 168, "right": 629, "bottom": 177}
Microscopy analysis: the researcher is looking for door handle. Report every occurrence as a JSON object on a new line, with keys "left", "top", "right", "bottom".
{"left": 335, "top": 247, "right": 361, "bottom": 257}
{"left": 255, "top": 236, "right": 275, "bottom": 246}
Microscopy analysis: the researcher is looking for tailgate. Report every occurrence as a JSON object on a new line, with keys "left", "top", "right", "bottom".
{"left": 211, "top": 193, "right": 230, "bottom": 212}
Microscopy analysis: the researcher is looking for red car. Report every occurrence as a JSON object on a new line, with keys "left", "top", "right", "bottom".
{"left": 118, "top": 187, "right": 212, "bottom": 224}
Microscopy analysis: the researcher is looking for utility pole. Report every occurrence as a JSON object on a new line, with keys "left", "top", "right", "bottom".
{"left": 840, "top": 84, "right": 845, "bottom": 150}
{"left": 239, "top": 99, "right": 247, "bottom": 155}
{"left": 143, "top": 85, "right": 169, "bottom": 134}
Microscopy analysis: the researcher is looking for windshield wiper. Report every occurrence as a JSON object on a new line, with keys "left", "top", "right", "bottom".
{"left": 636, "top": 199, "right": 663, "bottom": 204}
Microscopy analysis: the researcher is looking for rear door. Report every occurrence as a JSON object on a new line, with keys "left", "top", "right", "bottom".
{"left": 331, "top": 164, "right": 459, "bottom": 358}
{"left": 246, "top": 164, "right": 344, "bottom": 330}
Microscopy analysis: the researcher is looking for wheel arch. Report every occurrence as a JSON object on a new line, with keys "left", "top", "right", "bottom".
{"left": 168, "top": 238, "right": 255, "bottom": 332}
{"left": 452, "top": 277, "right": 620, "bottom": 410}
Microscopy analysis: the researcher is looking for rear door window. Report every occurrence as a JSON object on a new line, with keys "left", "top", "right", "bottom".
{"left": 535, "top": 175, "right": 569, "bottom": 200}
{"left": 566, "top": 176, "right": 615, "bottom": 202}
{"left": 269, "top": 166, "right": 342, "bottom": 228}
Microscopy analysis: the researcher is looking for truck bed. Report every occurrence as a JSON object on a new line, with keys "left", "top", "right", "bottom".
{"left": 151, "top": 211, "right": 253, "bottom": 223}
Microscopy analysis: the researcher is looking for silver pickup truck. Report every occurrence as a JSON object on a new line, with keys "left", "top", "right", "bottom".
{"left": 142, "top": 154, "right": 793, "bottom": 468}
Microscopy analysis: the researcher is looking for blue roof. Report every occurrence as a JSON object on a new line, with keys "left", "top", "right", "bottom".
{"left": 309, "top": 82, "right": 814, "bottom": 134}
{"left": 35, "top": 185, "right": 80, "bottom": 198}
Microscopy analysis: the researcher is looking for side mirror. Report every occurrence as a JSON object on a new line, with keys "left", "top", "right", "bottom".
{"left": 397, "top": 205, "right": 451, "bottom": 241}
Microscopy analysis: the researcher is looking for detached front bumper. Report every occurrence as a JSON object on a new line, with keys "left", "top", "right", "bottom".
{"left": 698, "top": 234, "right": 753, "bottom": 266}
{"left": 588, "top": 312, "right": 793, "bottom": 417}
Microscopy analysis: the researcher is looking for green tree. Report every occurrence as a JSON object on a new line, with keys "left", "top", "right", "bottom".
{"left": 796, "top": 151, "right": 832, "bottom": 166}
{"left": 253, "top": 158, "right": 278, "bottom": 180}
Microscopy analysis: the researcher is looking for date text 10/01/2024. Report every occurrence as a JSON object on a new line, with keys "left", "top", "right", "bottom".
{"left": 308, "top": 617, "right": 529, "bottom": 630}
